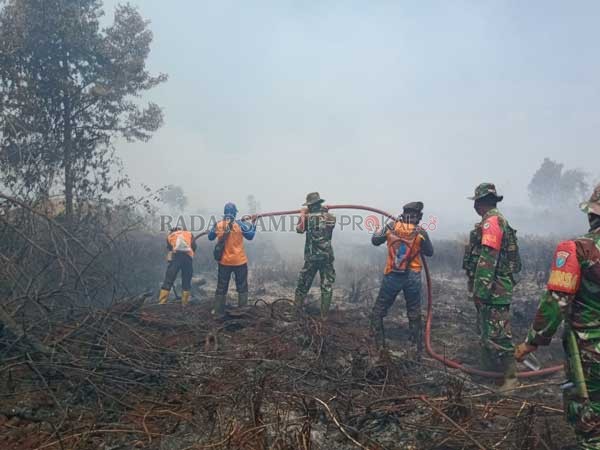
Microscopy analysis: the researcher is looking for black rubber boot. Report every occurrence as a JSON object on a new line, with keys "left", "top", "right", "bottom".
{"left": 213, "top": 294, "right": 226, "bottom": 316}
{"left": 370, "top": 315, "right": 386, "bottom": 350}
{"left": 238, "top": 292, "right": 248, "bottom": 307}
{"left": 320, "top": 292, "right": 332, "bottom": 319}
{"left": 408, "top": 316, "right": 423, "bottom": 355}
{"left": 294, "top": 292, "right": 305, "bottom": 308}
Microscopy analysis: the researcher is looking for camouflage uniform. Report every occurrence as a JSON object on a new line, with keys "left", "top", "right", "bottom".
{"left": 464, "top": 183, "right": 521, "bottom": 379}
{"left": 295, "top": 193, "right": 336, "bottom": 317}
{"left": 524, "top": 185, "right": 600, "bottom": 449}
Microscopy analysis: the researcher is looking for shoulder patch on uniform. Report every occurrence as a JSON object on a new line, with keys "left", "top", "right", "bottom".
{"left": 481, "top": 215, "right": 503, "bottom": 251}
{"left": 555, "top": 250, "right": 570, "bottom": 269}
{"left": 547, "top": 240, "right": 581, "bottom": 294}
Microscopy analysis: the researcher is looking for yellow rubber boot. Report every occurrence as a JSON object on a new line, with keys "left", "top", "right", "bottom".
{"left": 181, "top": 290, "right": 191, "bottom": 306}
{"left": 158, "top": 289, "right": 170, "bottom": 305}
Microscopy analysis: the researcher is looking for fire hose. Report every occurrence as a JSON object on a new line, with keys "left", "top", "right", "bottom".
{"left": 196, "top": 204, "right": 563, "bottom": 379}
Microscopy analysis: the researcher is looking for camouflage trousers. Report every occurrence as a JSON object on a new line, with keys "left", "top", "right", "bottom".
{"left": 564, "top": 347, "right": 600, "bottom": 449}
{"left": 477, "top": 304, "right": 515, "bottom": 372}
{"left": 294, "top": 259, "right": 336, "bottom": 315}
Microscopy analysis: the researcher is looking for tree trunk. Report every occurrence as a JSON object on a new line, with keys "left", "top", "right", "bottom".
{"left": 63, "top": 89, "right": 74, "bottom": 221}
{"left": 64, "top": 152, "right": 73, "bottom": 219}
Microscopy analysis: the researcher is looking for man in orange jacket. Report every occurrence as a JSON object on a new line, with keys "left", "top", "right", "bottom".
{"left": 370, "top": 202, "right": 434, "bottom": 353}
{"left": 158, "top": 227, "right": 197, "bottom": 306}
{"left": 209, "top": 202, "right": 256, "bottom": 315}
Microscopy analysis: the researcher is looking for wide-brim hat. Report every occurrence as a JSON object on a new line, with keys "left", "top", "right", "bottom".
{"left": 468, "top": 182, "right": 504, "bottom": 202}
{"left": 580, "top": 184, "right": 600, "bottom": 215}
{"left": 303, "top": 192, "right": 325, "bottom": 206}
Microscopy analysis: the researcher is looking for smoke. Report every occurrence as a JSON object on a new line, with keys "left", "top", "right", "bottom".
{"left": 102, "top": 0, "right": 598, "bottom": 237}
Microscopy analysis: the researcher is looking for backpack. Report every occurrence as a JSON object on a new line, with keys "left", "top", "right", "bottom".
{"left": 503, "top": 224, "right": 522, "bottom": 275}
{"left": 463, "top": 223, "right": 482, "bottom": 276}
{"left": 305, "top": 211, "right": 335, "bottom": 262}
{"left": 389, "top": 226, "right": 421, "bottom": 273}
{"left": 213, "top": 220, "right": 235, "bottom": 262}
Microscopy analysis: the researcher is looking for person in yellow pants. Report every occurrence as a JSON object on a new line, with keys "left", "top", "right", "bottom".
{"left": 158, "top": 227, "right": 197, "bottom": 305}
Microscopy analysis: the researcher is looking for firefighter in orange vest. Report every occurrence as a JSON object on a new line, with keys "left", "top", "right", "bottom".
{"left": 369, "top": 202, "right": 434, "bottom": 352}
{"left": 158, "top": 227, "right": 197, "bottom": 305}
{"left": 208, "top": 203, "right": 256, "bottom": 314}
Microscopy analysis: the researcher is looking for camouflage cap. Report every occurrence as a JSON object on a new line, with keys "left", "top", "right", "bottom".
{"left": 303, "top": 192, "right": 325, "bottom": 206}
{"left": 468, "top": 182, "right": 504, "bottom": 202}
{"left": 403, "top": 201, "right": 424, "bottom": 213}
{"left": 580, "top": 184, "right": 600, "bottom": 216}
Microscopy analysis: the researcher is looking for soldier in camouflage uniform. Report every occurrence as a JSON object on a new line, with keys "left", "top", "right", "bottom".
{"left": 295, "top": 192, "right": 336, "bottom": 318}
{"left": 516, "top": 184, "right": 600, "bottom": 450}
{"left": 464, "top": 183, "right": 522, "bottom": 392}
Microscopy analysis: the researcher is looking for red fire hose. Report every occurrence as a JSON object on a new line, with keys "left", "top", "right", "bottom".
{"left": 201, "top": 204, "right": 564, "bottom": 379}
{"left": 421, "top": 254, "right": 563, "bottom": 379}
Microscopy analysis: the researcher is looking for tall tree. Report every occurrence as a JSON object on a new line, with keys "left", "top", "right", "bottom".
{"left": 528, "top": 158, "right": 563, "bottom": 207}
{"left": 160, "top": 185, "right": 187, "bottom": 212}
{"left": 528, "top": 158, "right": 588, "bottom": 208}
{"left": 559, "top": 169, "right": 589, "bottom": 205}
{"left": 0, "top": 0, "right": 167, "bottom": 218}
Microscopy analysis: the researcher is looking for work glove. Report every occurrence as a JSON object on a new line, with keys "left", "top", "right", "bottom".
{"left": 514, "top": 342, "right": 537, "bottom": 362}
{"left": 373, "top": 225, "right": 389, "bottom": 238}
{"left": 375, "top": 221, "right": 394, "bottom": 235}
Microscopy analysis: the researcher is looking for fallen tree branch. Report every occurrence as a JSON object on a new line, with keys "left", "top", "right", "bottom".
{"left": 314, "top": 396, "right": 370, "bottom": 450}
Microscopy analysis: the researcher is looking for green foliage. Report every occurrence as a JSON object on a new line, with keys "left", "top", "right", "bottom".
{"left": 0, "top": 0, "right": 167, "bottom": 217}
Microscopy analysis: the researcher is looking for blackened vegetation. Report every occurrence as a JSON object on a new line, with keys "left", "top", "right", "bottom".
{"left": 0, "top": 193, "right": 574, "bottom": 449}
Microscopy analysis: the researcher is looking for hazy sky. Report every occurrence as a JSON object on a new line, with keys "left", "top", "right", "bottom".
{"left": 104, "top": 0, "right": 598, "bottom": 228}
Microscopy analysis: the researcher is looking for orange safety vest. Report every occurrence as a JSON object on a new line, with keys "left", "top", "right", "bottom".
{"left": 214, "top": 220, "right": 248, "bottom": 266}
{"left": 384, "top": 222, "right": 424, "bottom": 274}
{"left": 167, "top": 230, "right": 194, "bottom": 257}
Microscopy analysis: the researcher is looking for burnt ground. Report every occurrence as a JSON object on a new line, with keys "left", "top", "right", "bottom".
{"left": 0, "top": 275, "right": 575, "bottom": 450}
